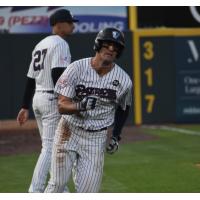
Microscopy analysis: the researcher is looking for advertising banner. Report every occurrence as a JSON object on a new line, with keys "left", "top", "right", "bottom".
{"left": 0, "top": 6, "right": 127, "bottom": 33}
{"left": 175, "top": 37, "right": 200, "bottom": 122}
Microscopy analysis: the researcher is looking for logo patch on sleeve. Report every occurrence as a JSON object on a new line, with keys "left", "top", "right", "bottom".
{"left": 112, "top": 80, "right": 119, "bottom": 86}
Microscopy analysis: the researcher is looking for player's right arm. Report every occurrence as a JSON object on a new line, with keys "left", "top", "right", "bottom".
{"left": 57, "top": 94, "right": 97, "bottom": 115}
{"left": 55, "top": 61, "right": 97, "bottom": 115}
{"left": 17, "top": 46, "right": 37, "bottom": 126}
{"left": 17, "top": 77, "right": 35, "bottom": 125}
{"left": 17, "top": 108, "right": 29, "bottom": 126}
{"left": 57, "top": 95, "right": 79, "bottom": 115}
{"left": 55, "top": 62, "right": 79, "bottom": 115}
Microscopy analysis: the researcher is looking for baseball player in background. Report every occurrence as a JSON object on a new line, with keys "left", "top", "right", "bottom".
{"left": 16, "top": 9, "right": 79, "bottom": 192}
{"left": 44, "top": 27, "right": 132, "bottom": 193}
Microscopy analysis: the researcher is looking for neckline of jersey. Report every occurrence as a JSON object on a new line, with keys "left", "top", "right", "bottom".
{"left": 89, "top": 57, "right": 116, "bottom": 79}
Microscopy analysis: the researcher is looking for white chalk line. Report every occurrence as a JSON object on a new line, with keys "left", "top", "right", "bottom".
{"left": 142, "top": 125, "right": 200, "bottom": 136}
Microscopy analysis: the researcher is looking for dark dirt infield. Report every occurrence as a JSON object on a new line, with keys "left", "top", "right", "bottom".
{"left": 0, "top": 120, "right": 158, "bottom": 156}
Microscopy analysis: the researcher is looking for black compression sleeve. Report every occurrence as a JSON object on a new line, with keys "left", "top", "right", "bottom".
{"left": 112, "top": 106, "right": 130, "bottom": 141}
{"left": 21, "top": 77, "right": 35, "bottom": 109}
{"left": 51, "top": 68, "right": 65, "bottom": 86}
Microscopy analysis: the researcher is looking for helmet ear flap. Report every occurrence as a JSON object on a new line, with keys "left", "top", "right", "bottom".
{"left": 116, "top": 51, "right": 121, "bottom": 59}
{"left": 94, "top": 39, "right": 124, "bottom": 58}
{"left": 116, "top": 45, "right": 124, "bottom": 58}
{"left": 93, "top": 39, "right": 101, "bottom": 52}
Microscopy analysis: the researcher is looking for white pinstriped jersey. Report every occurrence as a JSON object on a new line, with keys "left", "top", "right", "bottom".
{"left": 27, "top": 35, "right": 71, "bottom": 91}
{"left": 55, "top": 57, "right": 132, "bottom": 130}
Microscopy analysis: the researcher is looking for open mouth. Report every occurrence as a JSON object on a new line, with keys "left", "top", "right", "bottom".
{"left": 105, "top": 53, "right": 113, "bottom": 57}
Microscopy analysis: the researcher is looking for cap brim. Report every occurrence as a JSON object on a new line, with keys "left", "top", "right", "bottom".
{"left": 72, "top": 19, "right": 79, "bottom": 22}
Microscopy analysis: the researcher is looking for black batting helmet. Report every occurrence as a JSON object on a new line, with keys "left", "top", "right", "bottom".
{"left": 94, "top": 27, "right": 125, "bottom": 58}
{"left": 50, "top": 9, "right": 79, "bottom": 26}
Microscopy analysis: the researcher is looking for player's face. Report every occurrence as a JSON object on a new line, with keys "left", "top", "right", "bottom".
{"left": 60, "top": 22, "right": 75, "bottom": 35}
{"left": 99, "top": 41, "right": 119, "bottom": 62}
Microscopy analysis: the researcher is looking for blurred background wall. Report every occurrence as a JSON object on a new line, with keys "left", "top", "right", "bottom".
{"left": 0, "top": 6, "right": 200, "bottom": 124}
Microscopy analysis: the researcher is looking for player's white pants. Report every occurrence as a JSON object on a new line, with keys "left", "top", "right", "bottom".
{"left": 45, "top": 116, "right": 107, "bottom": 193}
{"left": 29, "top": 91, "right": 61, "bottom": 193}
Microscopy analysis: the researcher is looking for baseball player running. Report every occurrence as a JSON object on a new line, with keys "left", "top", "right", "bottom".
{"left": 44, "top": 27, "right": 132, "bottom": 193}
{"left": 16, "top": 9, "right": 78, "bottom": 192}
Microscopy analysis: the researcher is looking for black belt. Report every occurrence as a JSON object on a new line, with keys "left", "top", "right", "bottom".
{"left": 79, "top": 127, "right": 107, "bottom": 132}
{"left": 37, "top": 90, "right": 54, "bottom": 94}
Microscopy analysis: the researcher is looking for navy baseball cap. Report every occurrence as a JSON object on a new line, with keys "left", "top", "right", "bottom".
{"left": 50, "top": 9, "right": 79, "bottom": 26}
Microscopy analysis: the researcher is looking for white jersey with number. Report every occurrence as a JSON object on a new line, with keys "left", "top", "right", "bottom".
{"left": 27, "top": 35, "right": 71, "bottom": 193}
{"left": 55, "top": 57, "right": 132, "bottom": 130}
{"left": 27, "top": 35, "right": 71, "bottom": 91}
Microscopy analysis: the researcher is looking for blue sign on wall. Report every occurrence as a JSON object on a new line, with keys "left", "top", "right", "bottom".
{"left": 0, "top": 6, "right": 128, "bottom": 34}
{"left": 175, "top": 37, "right": 200, "bottom": 122}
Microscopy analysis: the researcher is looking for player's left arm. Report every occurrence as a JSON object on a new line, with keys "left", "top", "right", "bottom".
{"left": 106, "top": 105, "right": 130, "bottom": 154}
{"left": 112, "top": 105, "right": 130, "bottom": 141}
{"left": 51, "top": 42, "right": 71, "bottom": 86}
{"left": 107, "top": 80, "right": 132, "bottom": 154}
{"left": 51, "top": 68, "right": 65, "bottom": 86}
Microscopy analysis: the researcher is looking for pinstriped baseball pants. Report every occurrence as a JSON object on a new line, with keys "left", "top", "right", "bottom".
{"left": 45, "top": 116, "right": 108, "bottom": 193}
{"left": 29, "top": 92, "right": 61, "bottom": 192}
